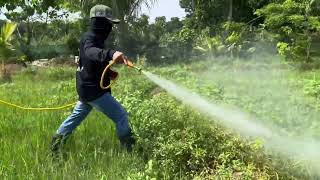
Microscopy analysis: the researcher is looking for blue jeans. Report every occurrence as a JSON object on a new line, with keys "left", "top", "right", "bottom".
{"left": 56, "top": 93, "right": 131, "bottom": 138}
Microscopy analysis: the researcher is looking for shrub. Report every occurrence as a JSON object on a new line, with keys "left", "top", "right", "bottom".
{"left": 159, "top": 27, "right": 196, "bottom": 64}
{"left": 30, "top": 43, "right": 69, "bottom": 60}
{"left": 66, "top": 34, "right": 80, "bottom": 56}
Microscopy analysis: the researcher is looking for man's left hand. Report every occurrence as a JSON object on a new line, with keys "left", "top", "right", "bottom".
{"left": 113, "top": 51, "right": 128, "bottom": 65}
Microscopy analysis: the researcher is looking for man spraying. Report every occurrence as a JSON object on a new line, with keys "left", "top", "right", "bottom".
{"left": 51, "top": 5, "right": 135, "bottom": 156}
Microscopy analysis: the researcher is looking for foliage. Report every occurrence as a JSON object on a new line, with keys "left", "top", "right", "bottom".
{"left": 0, "top": 0, "right": 319, "bottom": 63}
{"left": 0, "top": 22, "right": 17, "bottom": 59}
{"left": 0, "top": 58, "right": 319, "bottom": 179}
{"left": 123, "top": 15, "right": 186, "bottom": 65}
{"left": 194, "top": 28, "right": 225, "bottom": 57}
{"left": 2, "top": 0, "right": 64, "bottom": 61}
{"left": 256, "top": 0, "right": 320, "bottom": 62}
{"left": 30, "top": 43, "right": 69, "bottom": 60}
{"left": 66, "top": 34, "right": 80, "bottom": 56}
{"left": 118, "top": 63, "right": 313, "bottom": 179}
{"left": 0, "top": 22, "right": 17, "bottom": 81}
{"left": 180, "top": 0, "right": 259, "bottom": 30}
{"left": 194, "top": 22, "right": 257, "bottom": 59}
{"left": 159, "top": 27, "right": 196, "bottom": 64}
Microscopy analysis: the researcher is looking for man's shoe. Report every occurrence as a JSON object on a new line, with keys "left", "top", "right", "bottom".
{"left": 50, "top": 134, "right": 67, "bottom": 159}
{"left": 119, "top": 131, "right": 136, "bottom": 152}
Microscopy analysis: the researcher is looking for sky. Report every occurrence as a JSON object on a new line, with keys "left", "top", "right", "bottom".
{"left": 140, "top": 0, "right": 186, "bottom": 22}
{"left": 0, "top": 0, "right": 186, "bottom": 22}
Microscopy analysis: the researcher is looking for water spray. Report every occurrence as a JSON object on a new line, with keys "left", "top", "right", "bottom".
{"left": 142, "top": 71, "right": 320, "bottom": 173}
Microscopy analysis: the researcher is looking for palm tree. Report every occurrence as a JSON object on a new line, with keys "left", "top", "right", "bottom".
{"left": 111, "top": 0, "right": 157, "bottom": 17}
{"left": 0, "top": 22, "right": 17, "bottom": 81}
{"left": 111, "top": 0, "right": 157, "bottom": 46}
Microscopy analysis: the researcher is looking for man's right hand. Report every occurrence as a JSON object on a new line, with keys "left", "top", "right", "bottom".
{"left": 112, "top": 51, "right": 128, "bottom": 65}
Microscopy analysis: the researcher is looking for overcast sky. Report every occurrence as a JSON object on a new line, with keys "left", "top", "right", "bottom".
{"left": 141, "top": 0, "right": 186, "bottom": 22}
{"left": 0, "top": 0, "right": 186, "bottom": 22}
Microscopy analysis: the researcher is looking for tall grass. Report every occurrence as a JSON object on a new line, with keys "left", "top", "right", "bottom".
{"left": 0, "top": 67, "right": 144, "bottom": 179}
{"left": 0, "top": 60, "right": 319, "bottom": 179}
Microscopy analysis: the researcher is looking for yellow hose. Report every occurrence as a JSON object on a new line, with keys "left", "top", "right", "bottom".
{"left": 100, "top": 60, "right": 118, "bottom": 90}
{"left": 0, "top": 60, "right": 120, "bottom": 111}
{"left": 0, "top": 99, "right": 76, "bottom": 111}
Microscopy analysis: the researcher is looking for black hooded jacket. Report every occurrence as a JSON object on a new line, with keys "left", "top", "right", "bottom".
{"left": 76, "top": 18, "right": 115, "bottom": 102}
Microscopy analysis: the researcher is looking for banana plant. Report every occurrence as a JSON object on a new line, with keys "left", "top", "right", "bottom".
{"left": 0, "top": 22, "right": 17, "bottom": 79}
{"left": 194, "top": 29, "right": 226, "bottom": 57}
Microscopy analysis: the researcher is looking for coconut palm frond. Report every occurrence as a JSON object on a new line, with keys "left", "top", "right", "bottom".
{"left": 194, "top": 46, "right": 208, "bottom": 52}
{"left": 0, "top": 22, "right": 17, "bottom": 45}
{"left": 115, "top": 0, "right": 157, "bottom": 17}
{"left": 142, "top": 0, "right": 157, "bottom": 9}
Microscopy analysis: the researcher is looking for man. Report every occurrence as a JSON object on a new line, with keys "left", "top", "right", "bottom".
{"left": 51, "top": 4, "right": 135, "bottom": 156}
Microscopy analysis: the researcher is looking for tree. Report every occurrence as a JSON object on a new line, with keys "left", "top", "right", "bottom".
{"left": 152, "top": 16, "right": 167, "bottom": 39}
{"left": 0, "top": 22, "right": 17, "bottom": 81}
{"left": 111, "top": 0, "right": 158, "bottom": 48}
{"left": 180, "top": 0, "right": 256, "bottom": 31}
{"left": 166, "top": 17, "right": 183, "bottom": 33}
{"left": 256, "top": 0, "right": 320, "bottom": 62}
{"left": 2, "top": 0, "right": 63, "bottom": 61}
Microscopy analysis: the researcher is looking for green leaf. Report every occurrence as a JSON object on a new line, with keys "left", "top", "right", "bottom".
{"left": 0, "top": 22, "right": 17, "bottom": 58}
{"left": 0, "top": 22, "right": 17, "bottom": 45}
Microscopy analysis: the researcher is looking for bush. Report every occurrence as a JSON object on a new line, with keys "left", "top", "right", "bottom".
{"left": 159, "top": 27, "right": 196, "bottom": 64}
{"left": 126, "top": 94, "right": 308, "bottom": 178}
{"left": 277, "top": 37, "right": 311, "bottom": 62}
{"left": 30, "top": 43, "right": 69, "bottom": 60}
{"left": 66, "top": 34, "right": 80, "bottom": 56}
{"left": 194, "top": 28, "right": 226, "bottom": 57}
{"left": 112, "top": 67, "right": 311, "bottom": 179}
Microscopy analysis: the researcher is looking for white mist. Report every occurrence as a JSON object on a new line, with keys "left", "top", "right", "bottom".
{"left": 143, "top": 71, "right": 320, "bottom": 173}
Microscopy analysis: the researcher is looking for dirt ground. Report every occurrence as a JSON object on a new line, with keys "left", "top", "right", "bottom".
{"left": 1, "top": 63, "right": 27, "bottom": 75}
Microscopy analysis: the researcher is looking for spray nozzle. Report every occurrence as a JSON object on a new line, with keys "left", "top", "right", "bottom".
{"left": 133, "top": 66, "right": 142, "bottom": 72}
{"left": 127, "top": 60, "right": 142, "bottom": 72}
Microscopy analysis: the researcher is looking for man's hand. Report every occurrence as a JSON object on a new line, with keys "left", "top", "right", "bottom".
{"left": 112, "top": 51, "right": 128, "bottom": 65}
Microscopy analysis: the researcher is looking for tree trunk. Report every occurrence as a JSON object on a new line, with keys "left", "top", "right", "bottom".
{"left": 1, "top": 59, "right": 4, "bottom": 74}
{"left": 305, "top": 5, "right": 312, "bottom": 63}
{"left": 39, "top": 11, "right": 49, "bottom": 41}
{"left": 306, "top": 35, "right": 312, "bottom": 62}
{"left": 23, "top": 17, "right": 33, "bottom": 61}
{"left": 228, "top": 0, "right": 233, "bottom": 22}
{"left": 192, "top": 0, "right": 195, "bottom": 10}
{"left": 118, "top": 15, "right": 129, "bottom": 50}
{"left": 26, "top": 19, "right": 32, "bottom": 46}
{"left": 1, "top": 59, "right": 10, "bottom": 82}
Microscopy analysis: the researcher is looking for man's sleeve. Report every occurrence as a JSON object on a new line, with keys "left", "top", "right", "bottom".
{"left": 83, "top": 39, "right": 115, "bottom": 62}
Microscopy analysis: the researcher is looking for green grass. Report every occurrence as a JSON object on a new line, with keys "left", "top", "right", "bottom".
{"left": 1, "top": 59, "right": 320, "bottom": 179}
{"left": 0, "top": 67, "right": 145, "bottom": 179}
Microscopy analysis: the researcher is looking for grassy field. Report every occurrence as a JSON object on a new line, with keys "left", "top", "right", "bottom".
{"left": 0, "top": 67, "right": 146, "bottom": 179}
{"left": 0, "top": 58, "right": 320, "bottom": 179}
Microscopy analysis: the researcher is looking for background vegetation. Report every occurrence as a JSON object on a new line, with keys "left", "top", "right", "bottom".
{"left": 0, "top": 0, "right": 319, "bottom": 65}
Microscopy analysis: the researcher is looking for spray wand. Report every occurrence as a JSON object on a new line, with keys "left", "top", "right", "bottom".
{"left": 126, "top": 60, "right": 142, "bottom": 72}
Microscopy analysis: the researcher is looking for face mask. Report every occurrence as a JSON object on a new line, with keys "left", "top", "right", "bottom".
{"left": 94, "top": 26, "right": 112, "bottom": 40}
{"left": 91, "top": 17, "right": 113, "bottom": 40}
